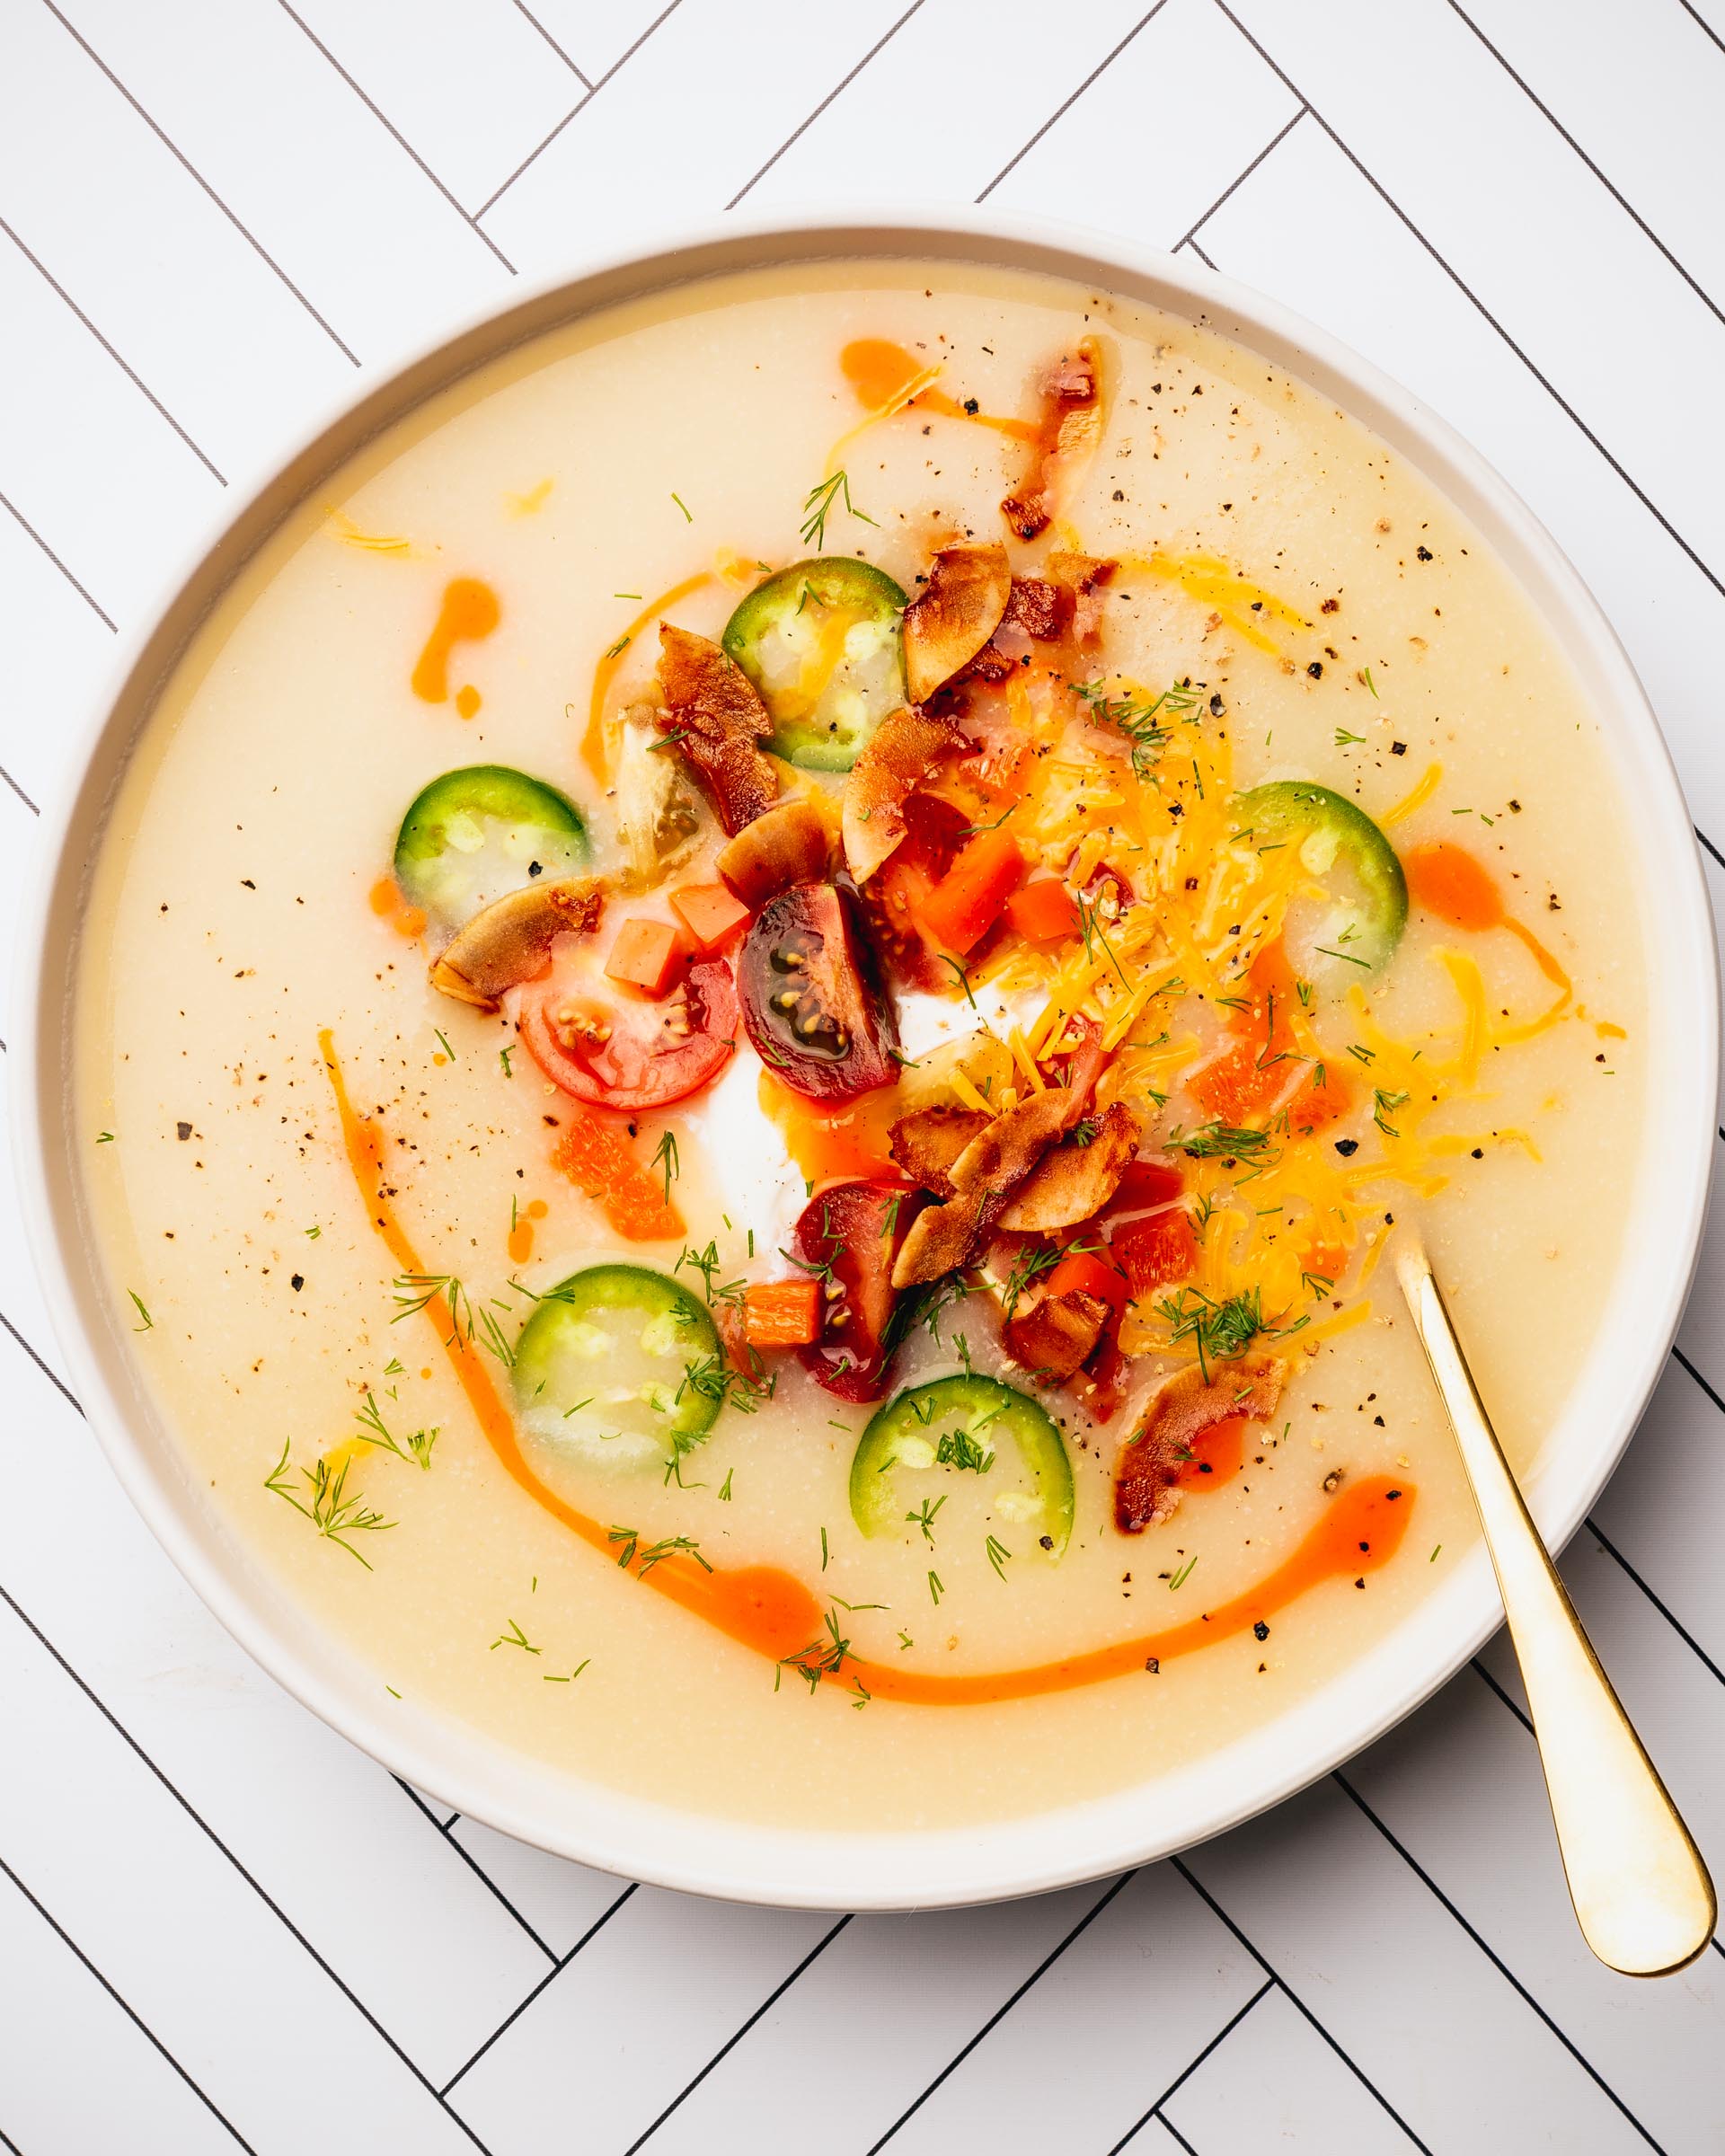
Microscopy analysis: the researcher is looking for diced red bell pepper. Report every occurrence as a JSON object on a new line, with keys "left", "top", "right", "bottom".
{"left": 669, "top": 881, "right": 752, "bottom": 953}
{"left": 919, "top": 828, "right": 1026, "bottom": 955}
{"left": 1043, "top": 1249, "right": 1129, "bottom": 1318}
{"left": 604, "top": 918, "right": 685, "bottom": 997}
{"left": 1006, "top": 877, "right": 1081, "bottom": 945}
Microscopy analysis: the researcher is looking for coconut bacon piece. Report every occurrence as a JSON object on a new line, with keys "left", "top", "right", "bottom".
{"left": 889, "top": 1103, "right": 988, "bottom": 1198}
{"left": 1113, "top": 1353, "right": 1287, "bottom": 1534}
{"left": 715, "top": 795, "right": 832, "bottom": 910}
{"left": 997, "top": 1101, "right": 1143, "bottom": 1232}
{"left": 842, "top": 704, "right": 964, "bottom": 884}
{"left": 1003, "top": 1286, "right": 1110, "bottom": 1383}
{"left": 429, "top": 878, "right": 605, "bottom": 1012}
{"left": 1048, "top": 552, "right": 1117, "bottom": 644}
{"left": 655, "top": 624, "right": 780, "bottom": 836}
{"left": 1002, "top": 346, "right": 1102, "bottom": 543}
{"left": 900, "top": 543, "right": 1013, "bottom": 705}
{"left": 890, "top": 1087, "right": 1072, "bottom": 1286}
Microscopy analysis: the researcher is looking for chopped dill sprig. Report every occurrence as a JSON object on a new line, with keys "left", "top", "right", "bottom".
{"left": 607, "top": 1527, "right": 712, "bottom": 1577}
{"left": 1072, "top": 679, "right": 1200, "bottom": 777}
{"left": 719, "top": 1469, "right": 734, "bottom": 1502}
{"left": 393, "top": 1272, "right": 515, "bottom": 1365}
{"left": 677, "top": 1352, "right": 773, "bottom": 1417}
{"left": 1154, "top": 1285, "right": 1308, "bottom": 1383}
{"left": 1175, "top": 1122, "right": 1274, "bottom": 1161}
{"left": 927, "top": 1570, "right": 944, "bottom": 1605}
{"left": 498, "top": 1045, "right": 514, "bottom": 1078}
{"left": 650, "top": 1128, "right": 679, "bottom": 1206}
{"left": 1168, "top": 1554, "right": 1199, "bottom": 1591}
{"left": 799, "top": 468, "right": 875, "bottom": 551}
{"left": 936, "top": 1428, "right": 994, "bottom": 1473}
{"left": 491, "top": 1619, "right": 541, "bottom": 1655}
{"left": 128, "top": 1291, "right": 154, "bottom": 1333}
{"left": 940, "top": 953, "right": 978, "bottom": 1011}
{"left": 985, "top": 1533, "right": 1013, "bottom": 1580}
{"left": 670, "top": 490, "right": 693, "bottom": 523}
{"left": 1334, "top": 727, "right": 1367, "bottom": 748}
{"left": 264, "top": 1441, "right": 395, "bottom": 1568}
{"left": 1373, "top": 1086, "right": 1411, "bottom": 1138}
{"left": 543, "top": 1659, "right": 592, "bottom": 1683}
{"left": 353, "top": 1392, "right": 438, "bottom": 1471}
{"left": 907, "top": 1495, "right": 946, "bottom": 1545}
{"left": 432, "top": 1028, "right": 456, "bottom": 1062}
{"left": 776, "top": 1605, "right": 850, "bottom": 1694}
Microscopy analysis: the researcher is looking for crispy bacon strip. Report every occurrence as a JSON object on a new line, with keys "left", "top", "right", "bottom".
{"left": 1002, "top": 347, "right": 1102, "bottom": 543}
{"left": 715, "top": 796, "right": 831, "bottom": 908}
{"left": 1113, "top": 1354, "right": 1287, "bottom": 1534}
{"left": 901, "top": 543, "right": 1012, "bottom": 705}
{"left": 842, "top": 704, "right": 964, "bottom": 884}
{"left": 998, "top": 1101, "right": 1142, "bottom": 1232}
{"left": 655, "top": 625, "right": 779, "bottom": 836}
{"left": 429, "top": 878, "right": 604, "bottom": 1012}
{"left": 1004, "top": 1286, "right": 1110, "bottom": 1383}
{"left": 888, "top": 1104, "right": 988, "bottom": 1198}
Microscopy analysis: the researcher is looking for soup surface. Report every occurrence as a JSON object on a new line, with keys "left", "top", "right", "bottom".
{"left": 76, "top": 261, "right": 1645, "bottom": 1831}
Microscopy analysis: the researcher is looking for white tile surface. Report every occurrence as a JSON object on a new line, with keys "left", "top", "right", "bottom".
{"left": 1, "top": 3, "right": 1721, "bottom": 2150}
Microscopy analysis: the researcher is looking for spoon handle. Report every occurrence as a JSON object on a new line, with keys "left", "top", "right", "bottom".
{"left": 1395, "top": 1237, "right": 1716, "bottom": 1976}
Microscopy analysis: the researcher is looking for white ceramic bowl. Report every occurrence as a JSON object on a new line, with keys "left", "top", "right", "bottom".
{"left": 13, "top": 208, "right": 1717, "bottom": 1912}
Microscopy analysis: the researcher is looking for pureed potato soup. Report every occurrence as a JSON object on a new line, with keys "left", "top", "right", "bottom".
{"left": 78, "top": 261, "right": 1642, "bottom": 1830}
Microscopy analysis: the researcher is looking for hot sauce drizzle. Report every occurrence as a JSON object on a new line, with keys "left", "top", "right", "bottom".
{"left": 321, "top": 1033, "right": 1419, "bottom": 1706}
{"left": 839, "top": 340, "right": 1042, "bottom": 445}
{"left": 411, "top": 578, "right": 500, "bottom": 705}
{"left": 1404, "top": 842, "right": 1571, "bottom": 994}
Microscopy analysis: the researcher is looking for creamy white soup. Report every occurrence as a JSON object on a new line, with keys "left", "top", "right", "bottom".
{"left": 75, "top": 261, "right": 1644, "bottom": 1830}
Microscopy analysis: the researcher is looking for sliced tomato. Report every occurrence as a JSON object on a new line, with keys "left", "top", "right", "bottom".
{"left": 1110, "top": 1208, "right": 1198, "bottom": 1298}
{"left": 739, "top": 881, "right": 898, "bottom": 1104}
{"left": 519, "top": 955, "right": 738, "bottom": 1111}
{"left": 792, "top": 1178, "right": 916, "bottom": 1402}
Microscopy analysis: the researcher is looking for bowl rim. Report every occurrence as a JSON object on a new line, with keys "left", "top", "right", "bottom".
{"left": 11, "top": 202, "right": 1718, "bottom": 1913}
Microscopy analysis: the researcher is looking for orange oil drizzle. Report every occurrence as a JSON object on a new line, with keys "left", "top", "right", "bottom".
{"left": 839, "top": 340, "right": 1041, "bottom": 445}
{"left": 411, "top": 579, "right": 500, "bottom": 705}
{"left": 581, "top": 572, "right": 714, "bottom": 784}
{"left": 1404, "top": 842, "right": 1571, "bottom": 994}
{"left": 367, "top": 876, "right": 426, "bottom": 941}
{"left": 321, "top": 1033, "right": 1419, "bottom": 1705}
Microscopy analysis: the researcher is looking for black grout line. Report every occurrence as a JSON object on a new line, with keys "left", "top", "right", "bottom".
{"left": 1207, "top": 0, "right": 1725, "bottom": 609}
{"left": 0, "top": 2124, "right": 20, "bottom": 2154}
{"left": 1184, "top": 237, "right": 1219, "bottom": 272}
{"left": 38, "top": 0, "right": 362, "bottom": 366}
{"left": 1446, "top": 0, "right": 1725, "bottom": 331}
{"left": 1471, "top": 1652, "right": 1535, "bottom": 1736}
{"left": 1171, "top": 1857, "right": 1434, "bottom": 2154}
{"left": 866, "top": 1872, "right": 1136, "bottom": 2152}
{"left": 0, "top": 1849, "right": 259, "bottom": 2153}
{"left": 507, "top": 0, "right": 590, "bottom": 87}
{"left": 439, "top": 1883, "right": 637, "bottom": 2096}
{"left": 0, "top": 1309, "right": 80, "bottom": 1415}
{"left": 0, "top": 486, "right": 116, "bottom": 630}
{"left": 1172, "top": 106, "right": 1306, "bottom": 252}
{"left": 1102, "top": 1977, "right": 1276, "bottom": 2156}
{"left": 1155, "top": 2116, "right": 1202, "bottom": 2156}
{"left": 0, "top": 761, "right": 40, "bottom": 815}
{"left": 473, "top": 0, "right": 686, "bottom": 221}
{"left": 976, "top": 0, "right": 1172, "bottom": 201}
{"left": 625, "top": 1913, "right": 854, "bottom": 2152}
{"left": 0, "top": 215, "right": 225, "bottom": 484}
{"left": 1331, "top": 1773, "right": 1668, "bottom": 2152}
{"left": 0, "top": 1580, "right": 495, "bottom": 2154}
{"left": 1587, "top": 1494, "right": 1725, "bottom": 1688}
{"left": 1676, "top": 0, "right": 1725, "bottom": 62}
{"left": 272, "top": 0, "right": 517, "bottom": 273}
{"left": 1695, "top": 824, "right": 1724, "bottom": 871}
{"left": 392, "top": 1778, "right": 558, "bottom": 1964}
{"left": 725, "top": 0, "right": 926, "bottom": 211}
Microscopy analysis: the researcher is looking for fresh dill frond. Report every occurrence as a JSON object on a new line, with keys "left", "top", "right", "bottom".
{"left": 353, "top": 1392, "right": 438, "bottom": 1471}
{"left": 490, "top": 1618, "right": 541, "bottom": 1655}
{"left": 799, "top": 469, "right": 875, "bottom": 550}
{"left": 1176, "top": 1122, "right": 1274, "bottom": 1161}
{"left": 263, "top": 1441, "right": 395, "bottom": 1568}
{"left": 985, "top": 1533, "right": 1013, "bottom": 1580}
{"left": 1072, "top": 679, "right": 1200, "bottom": 777}
{"left": 650, "top": 1128, "right": 679, "bottom": 1205}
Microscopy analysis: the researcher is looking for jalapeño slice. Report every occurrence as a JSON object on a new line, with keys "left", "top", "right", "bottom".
{"left": 721, "top": 557, "right": 907, "bottom": 771}
{"left": 848, "top": 1374, "right": 1075, "bottom": 1558}
{"left": 394, "top": 764, "right": 589, "bottom": 931}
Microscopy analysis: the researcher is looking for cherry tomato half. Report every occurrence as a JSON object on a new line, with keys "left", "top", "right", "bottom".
{"left": 739, "top": 881, "right": 898, "bottom": 1104}
{"left": 518, "top": 955, "right": 739, "bottom": 1112}
{"left": 792, "top": 1178, "right": 917, "bottom": 1402}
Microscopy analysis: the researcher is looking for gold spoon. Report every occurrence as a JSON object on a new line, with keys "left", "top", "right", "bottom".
{"left": 1395, "top": 1232, "right": 1716, "bottom": 1976}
